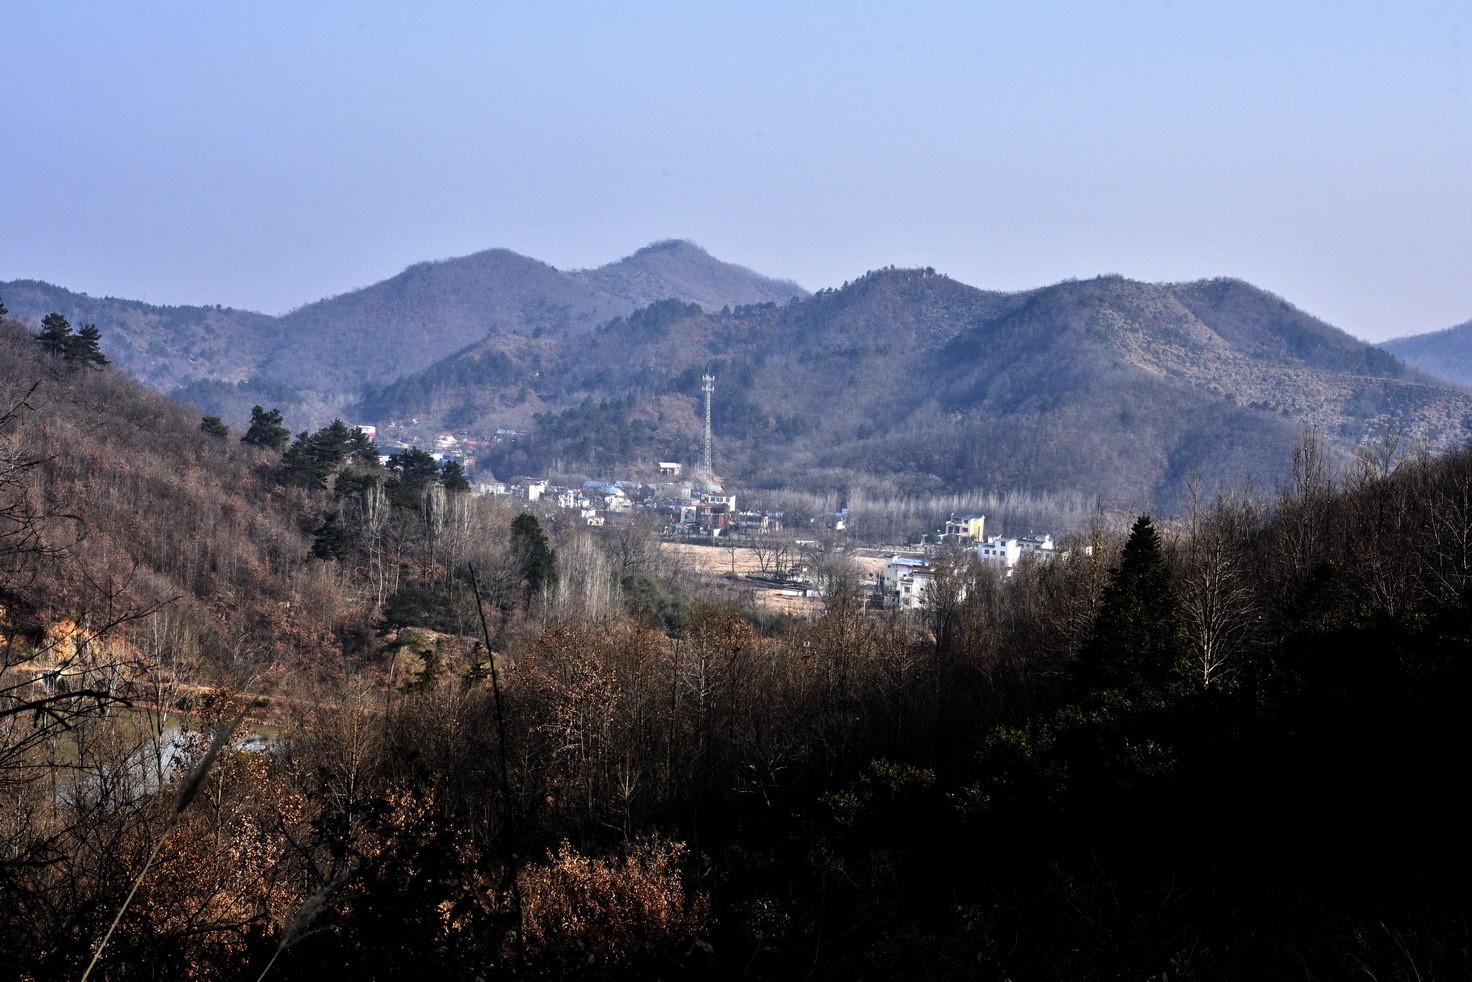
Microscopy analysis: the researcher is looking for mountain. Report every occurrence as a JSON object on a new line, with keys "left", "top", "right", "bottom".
{"left": 0, "top": 315, "right": 341, "bottom": 674}
{"left": 0, "top": 279, "right": 279, "bottom": 392}
{"left": 364, "top": 269, "right": 1472, "bottom": 509}
{"left": 1381, "top": 319, "right": 1472, "bottom": 388}
{"left": 0, "top": 240, "right": 807, "bottom": 422}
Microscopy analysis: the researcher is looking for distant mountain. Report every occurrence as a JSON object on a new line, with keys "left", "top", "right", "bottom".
{"left": 0, "top": 280, "right": 278, "bottom": 392}
{"left": 1381, "top": 320, "right": 1472, "bottom": 388}
{"left": 362, "top": 270, "right": 1472, "bottom": 509}
{"left": 0, "top": 240, "right": 806, "bottom": 422}
{"left": 7, "top": 250, "right": 1465, "bottom": 510}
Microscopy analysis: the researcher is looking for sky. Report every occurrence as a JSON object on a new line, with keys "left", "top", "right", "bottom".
{"left": 2, "top": 1, "right": 1470, "bottom": 342}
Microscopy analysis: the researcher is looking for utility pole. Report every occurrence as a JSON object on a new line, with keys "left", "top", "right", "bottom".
{"left": 701, "top": 373, "right": 715, "bottom": 474}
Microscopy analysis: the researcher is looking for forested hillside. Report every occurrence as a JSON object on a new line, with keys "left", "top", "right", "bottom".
{"left": 9, "top": 253, "right": 1461, "bottom": 512}
{"left": 0, "top": 318, "right": 340, "bottom": 676}
{"left": 1383, "top": 317, "right": 1472, "bottom": 387}
{"left": 1, "top": 241, "right": 805, "bottom": 426}
{"left": 5, "top": 287, "right": 1471, "bottom": 977}
{"left": 0, "top": 279, "right": 278, "bottom": 392}
{"left": 388, "top": 269, "right": 1472, "bottom": 510}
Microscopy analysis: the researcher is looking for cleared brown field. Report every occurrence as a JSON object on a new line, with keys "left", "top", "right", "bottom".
{"left": 659, "top": 542, "right": 886, "bottom": 617}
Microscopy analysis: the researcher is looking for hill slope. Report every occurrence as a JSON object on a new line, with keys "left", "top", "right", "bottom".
{"left": 1382, "top": 319, "right": 1472, "bottom": 388}
{"left": 0, "top": 240, "right": 807, "bottom": 422}
{"left": 367, "top": 270, "right": 1472, "bottom": 509}
{"left": 0, "top": 316, "right": 347, "bottom": 677}
{"left": 0, "top": 280, "right": 279, "bottom": 392}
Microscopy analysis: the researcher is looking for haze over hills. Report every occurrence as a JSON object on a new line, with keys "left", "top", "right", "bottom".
{"left": 0, "top": 240, "right": 806, "bottom": 422}
{"left": 6, "top": 242, "right": 1470, "bottom": 511}
{"left": 364, "top": 269, "right": 1471, "bottom": 509}
{"left": 1381, "top": 319, "right": 1472, "bottom": 389}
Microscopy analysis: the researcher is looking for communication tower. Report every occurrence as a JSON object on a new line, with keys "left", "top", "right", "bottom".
{"left": 701, "top": 373, "right": 715, "bottom": 474}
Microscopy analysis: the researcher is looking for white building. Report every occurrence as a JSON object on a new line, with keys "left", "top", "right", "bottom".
{"left": 877, "top": 556, "right": 936, "bottom": 610}
{"left": 976, "top": 533, "right": 1056, "bottom": 570}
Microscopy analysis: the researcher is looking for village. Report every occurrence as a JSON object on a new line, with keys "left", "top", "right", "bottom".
{"left": 364, "top": 421, "right": 1062, "bottom": 612}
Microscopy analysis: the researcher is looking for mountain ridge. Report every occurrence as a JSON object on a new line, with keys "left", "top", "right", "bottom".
{"left": 1381, "top": 319, "right": 1472, "bottom": 389}
{"left": 6, "top": 251, "right": 1467, "bottom": 510}
{"left": 372, "top": 267, "right": 1468, "bottom": 509}
{"left": 1, "top": 240, "right": 807, "bottom": 420}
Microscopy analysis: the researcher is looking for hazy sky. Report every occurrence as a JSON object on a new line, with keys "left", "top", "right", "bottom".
{"left": 3, "top": 2, "right": 1469, "bottom": 341}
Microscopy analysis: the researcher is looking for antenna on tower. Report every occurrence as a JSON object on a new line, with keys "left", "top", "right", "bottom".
{"left": 701, "top": 373, "right": 715, "bottom": 474}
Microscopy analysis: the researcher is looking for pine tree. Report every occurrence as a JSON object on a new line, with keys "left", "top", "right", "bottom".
{"left": 348, "top": 426, "right": 380, "bottom": 467}
{"left": 33, "top": 314, "right": 108, "bottom": 368}
{"left": 281, "top": 419, "right": 357, "bottom": 489}
{"left": 35, "top": 312, "right": 74, "bottom": 358}
{"left": 511, "top": 512, "right": 558, "bottom": 604}
{"left": 441, "top": 459, "right": 471, "bottom": 493}
{"left": 200, "top": 415, "right": 230, "bottom": 438}
{"left": 310, "top": 511, "right": 352, "bottom": 561}
{"left": 386, "top": 447, "right": 439, "bottom": 499}
{"left": 241, "top": 405, "right": 290, "bottom": 451}
{"left": 1076, "top": 514, "right": 1191, "bottom": 704}
{"left": 69, "top": 323, "right": 109, "bottom": 368}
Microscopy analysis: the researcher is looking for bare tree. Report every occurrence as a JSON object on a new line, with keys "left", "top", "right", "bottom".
{"left": 1177, "top": 485, "right": 1262, "bottom": 688}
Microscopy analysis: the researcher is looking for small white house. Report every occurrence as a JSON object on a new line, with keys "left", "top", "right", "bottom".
{"left": 977, "top": 533, "right": 1057, "bottom": 570}
{"left": 877, "top": 556, "right": 935, "bottom": 610}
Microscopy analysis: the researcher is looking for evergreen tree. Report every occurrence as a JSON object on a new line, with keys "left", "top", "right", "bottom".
{"left": 200, "top": 415, "right": 230, "bottom": 438}
{"left": 33, "top": 314, "right": 108, "bottom": 367}
{"left": 35, "top": 313, "right": 74, "bottom": 358}
{"left": 280, "top": 421, "right": 357, "bottom": 489}
{"left": 440, "top": 459, "right": 471, "bottom": 493}
{"left": 385, "top": 447, "right": 442, "bottom": 509}
{"left": 348, "top": 426, "right": 380, "bottom": 467}
{"left": 511, "top": 512, "right": 558, "bottom": 604}
{"left": 69, "top": 323, "right": 109, "bottom": 368}
{"left": 241, "top": 405, "right": 290, "bottom": 451}
{"left": 1076, "top": 514, "right": 1191, "bottom": 704}
{"left": 0, "top": 296, "right": 8, "bottom": 318}
{"left": 310, "top": 510, "right": 352, "bottom": 561}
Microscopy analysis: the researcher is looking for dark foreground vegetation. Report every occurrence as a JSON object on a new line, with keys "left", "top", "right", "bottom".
{"left": 1, "top": 313, "right": 1470, "bottom": 978}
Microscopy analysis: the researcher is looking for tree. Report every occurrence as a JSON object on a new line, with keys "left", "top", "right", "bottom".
{"left": 311, "top": 511, "right": 352, "bottom": 562}
{"left": 0, "top": 297, "right": 8, "bottom": 318}
{"left": 281, "top": 419, "right": 357, "bottom": 489}
{"left": 348, "top": 426, "right": 380, "bottom": 467}
{"left": 511, "top": 513, "right": 558, "bottom": 605}
{"left": 1076, "top": 514, "right": 1190, "bottom": 703}
{"left": 70, "top": 323, "right": 109, "bottom": 368}
{"left": 199, "top": 415, "right": 230, "bottom": 438}
{"left": 1178, "top": 488, "right": 1260, "bottom": 687}
{"left": 32, "top": 314, "right": 107, "bottom": 368}
{"left": 440, "top": 460, "right": 470, "bottom": 493}
{"left": 34, "top": 312, "right": 74, "bottom": 359}
{"left": 241, "top": 405, "right": 290, "bottom": 451}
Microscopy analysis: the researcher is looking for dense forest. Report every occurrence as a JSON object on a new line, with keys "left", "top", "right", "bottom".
{"left": 2, "top": 307, "right": 1471, "bottom": 979}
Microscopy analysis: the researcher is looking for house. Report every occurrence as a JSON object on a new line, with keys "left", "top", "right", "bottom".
{"left": 658, "top": 462, "right": 683, "bottom": 476}
{"left": 876, "top": 556, "right": 935, "bottom": 610}
{"left": 976, "top": 533, "right": 1057, "bottom": 570}
{"left": 945, "top": 513, "right": 986, "bottom": 540}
